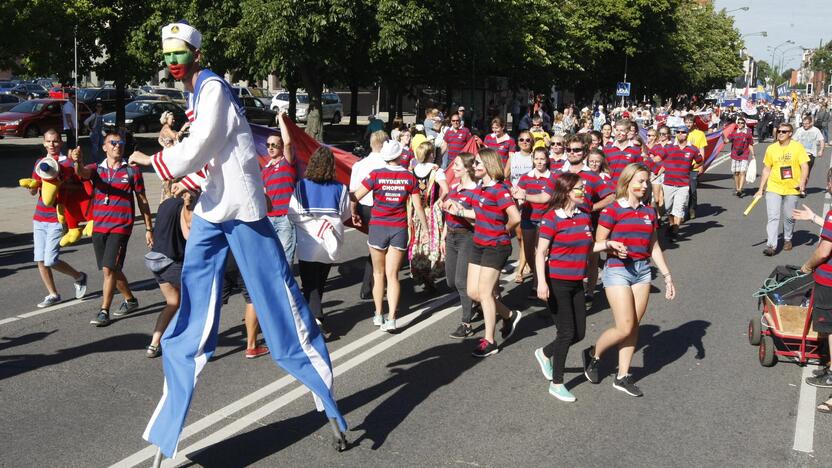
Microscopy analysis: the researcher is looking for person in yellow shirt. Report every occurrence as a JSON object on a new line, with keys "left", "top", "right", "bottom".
{"left": 684, "top": 115, "right": 707, "bottom": 219}
{"left": 754, "top": 123, "right": 810, "bottom": 256}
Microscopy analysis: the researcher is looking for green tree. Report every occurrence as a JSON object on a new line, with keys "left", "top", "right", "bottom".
{"left": 811, "top": 43, "right": 832, "bottom": 76}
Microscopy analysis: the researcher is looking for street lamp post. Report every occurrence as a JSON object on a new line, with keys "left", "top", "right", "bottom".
{"left": 770, "top": 40, "right": 796, "bottom": 68}
{"left": 778, "top": 46, "right": 806, "bottom": 72}
{"left": 741, "top": 31, "right": 767, "bottom": 39}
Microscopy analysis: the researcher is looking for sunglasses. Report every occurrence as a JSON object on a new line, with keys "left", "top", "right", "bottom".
{"left": 266, "top": 143, "right": 281, "bottom": 148}
{"left": 551, "top": 142, "right": 564, "bottom": 146}
{"left": 571, "top": 186, "right": 585, "bottom": 194}
{"left": 659, "top": 132, "right": 669, "bottom": 136}
{"left": 473, "top": 160, "right": 483, "bottom": 166}
{"left": 566, "top": 147, "right": 584, "bottom": 153}
{"left": 451, "top": 119, "right": 460, "bottom": 122}
{"left": 107, "top": 140, "right": 125, "bottom": 146}
{"left": 777, "top": 129, "right": 791, "bottom": 134}
{"left": 518, "top": 138, "right": 532, "bottom": 142}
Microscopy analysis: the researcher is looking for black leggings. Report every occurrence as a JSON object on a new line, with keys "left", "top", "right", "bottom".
{"left": 444, "top": 229, "right": 474, "bottom": 323}
{"left": 542, "top": 278, "right": 586, "bottom": 384}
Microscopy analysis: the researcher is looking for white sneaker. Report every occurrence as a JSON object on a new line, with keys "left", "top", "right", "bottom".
{"left": 37, "top": 294, "right": 61, "bottom": 308}
{"left": 372, "top": 314, "right": 384, "bottom": 327}
{"left": 73, "top": 272, "right": 87, "bottom": 299}
{"left": 381, "top": 318, "right": 397, "bottom": 332}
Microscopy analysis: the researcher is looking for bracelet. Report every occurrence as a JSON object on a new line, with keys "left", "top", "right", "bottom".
{"left": 146, "top": 228, "right": 153, "bottom": 232}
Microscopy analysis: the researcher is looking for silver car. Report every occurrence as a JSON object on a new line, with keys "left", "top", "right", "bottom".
{"left": 270, "top": 91, "right": 342, "bottom": 124}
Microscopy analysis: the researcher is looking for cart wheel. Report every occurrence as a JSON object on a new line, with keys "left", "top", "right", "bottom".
{"left": 759, "top": 335, "right": 776, "bottom": 367}
{"left": 748, "top": 318, "right": 762, "bottom": 346}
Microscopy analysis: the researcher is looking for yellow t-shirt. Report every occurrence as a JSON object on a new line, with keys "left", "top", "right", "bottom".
{"left": 688, "top": 128, "right": 707, "bottom": 170}
{"left": 763, "top": 140, "right": 810, "bottom": 196}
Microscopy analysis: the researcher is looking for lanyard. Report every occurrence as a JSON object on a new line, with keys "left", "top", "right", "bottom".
{"left": 103, "top": 162, "right": 120, "bottom": 205}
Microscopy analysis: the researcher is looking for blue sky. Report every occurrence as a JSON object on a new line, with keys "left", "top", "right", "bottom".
{"left": 713, "top": 0, "right": 830, "bottom": 70}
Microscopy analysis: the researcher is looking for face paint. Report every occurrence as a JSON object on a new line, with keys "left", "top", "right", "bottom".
{"left": 163, "top": 50, "right": 194, "bottom": 80}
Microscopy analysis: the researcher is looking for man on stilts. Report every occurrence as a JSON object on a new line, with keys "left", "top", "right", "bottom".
{"left": 128, "top": 21, "right": 347, "bottom": 463}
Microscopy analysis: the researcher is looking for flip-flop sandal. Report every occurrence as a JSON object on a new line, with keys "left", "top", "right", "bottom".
{"left": 816, "top": 402, "right": 832, "bottom": 414}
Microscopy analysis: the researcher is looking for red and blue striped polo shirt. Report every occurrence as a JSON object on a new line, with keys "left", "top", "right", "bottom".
{"left": 88, "top": 160, "right": 145, "bottom": 235}
{"left": 31, "top": 155, "right": 71, "bottom": 223}
{"left": 662, "top": 144, "right": 702, "bottom": 187}
{"left": 549, "top": 157, "right": 566, "bottom": 172}
{"left": 815, "top": 210, "right": 832, "bottom": 287}
{"left": 362, "top": 166, "right": 419, "bottom": 228}
{"left": 552, "top": 167, "right": 614, "bottom": 214}
{"left": 444, "top": 127, "right": 472, "bottom": 160}
{"left": 262, "top": 157, "right": 296, "bottom": 216}
{"left": 728, "top": 129, "right": 754, "bottom": 161}
{"left": 400, "top": 146, "right": 415, "bottom": 169}
{"left": 603, "top": 144, "right": 642, "bottom": 182}
{"left": 484, "top": 133, "right": 516, "bottom": 167}
{"left": 517, "top": 170, "right": 554, "bottom": 222}
{"left": 538, "top": 208, "right": 594, "bottom": 280}
{"left": 598, "top": 200, "right": 657, "bottom": 269}
{"left": 473, "top": 181, "right": 514, "bottom": 246}
{"left": 445, "top": 183, "right": 476, "bottom": 230}
{"left": 646, "top": 144, "right": 668, "bottom": 174}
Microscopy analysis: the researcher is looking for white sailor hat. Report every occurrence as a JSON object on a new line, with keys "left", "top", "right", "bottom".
{"left": 380, "top": 140, "right": 403, "bottom": 162}
{"left": 162, "top": 21, "right": 202, "bottom": 49}
{"left": 35, "top": 157, "right": 60, "bottom": 180}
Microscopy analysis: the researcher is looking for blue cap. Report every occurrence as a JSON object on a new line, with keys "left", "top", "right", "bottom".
{"left": 676, "top": 126, "right": 689, "bottom": 133}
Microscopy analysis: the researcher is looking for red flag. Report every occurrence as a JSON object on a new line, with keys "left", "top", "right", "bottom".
{"left": 444, "top": 137, "right": 481, "bottom": 187}
{"left": 250, "top": 121, "right": 359, "bottom": 186}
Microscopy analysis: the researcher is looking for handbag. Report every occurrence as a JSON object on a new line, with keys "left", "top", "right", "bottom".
{"left": 144, "top": 251, "right": 174, "bottom": 273}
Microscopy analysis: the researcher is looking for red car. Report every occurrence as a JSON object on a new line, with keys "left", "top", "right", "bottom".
{"left": 49, "top": 87, "right": 73, "bottom": 99}
{"left": 0, "top": 99, "right": 91, "bottom": 138}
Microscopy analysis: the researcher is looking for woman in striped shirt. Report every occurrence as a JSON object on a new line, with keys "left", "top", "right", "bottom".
{"left": 534, "top": 172, "right": 626, "bottom": 402}
{"left": 516, "top": 147, "right": 554, "bottom": 295}
{"left": 351, "top": 141, "right": 428, "bottom": 332}
{"left": 441, "top": 152, "right": 479, "bottom": 339}
{"left": 447, "top": 148, "right": 521, "bottom": 358}
{"left": 583, "top": 163, "right": 676, "bottom": 397}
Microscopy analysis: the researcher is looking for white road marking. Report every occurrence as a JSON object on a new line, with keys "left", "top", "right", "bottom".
{"left": 0, "top": 279, "right": 156, "bottom": 328}
{"left": 110, "top": 292, "right": 456, "bottom": 468}
{"left": 162, "top": 302, "right": 460, "bottom": 467}
{"left": 792, "top": 365, "right": 818, "bottom": 453}
{"left": 704, "top": 154, "right": 730, "bottom": 173}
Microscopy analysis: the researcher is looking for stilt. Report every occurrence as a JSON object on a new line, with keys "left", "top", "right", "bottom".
{"left": 328, "top": 418, "right": 347, "bottom": 452}
{"left": 151, "top": 448, "right": 163, "bottom": 468}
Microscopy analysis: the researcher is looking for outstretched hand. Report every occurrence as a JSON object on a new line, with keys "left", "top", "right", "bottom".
{"left": 792, "top": 204, "right": 816, "bottom": 222}
{"left": 128, "top": 151, "right": 151, "bottom": 167}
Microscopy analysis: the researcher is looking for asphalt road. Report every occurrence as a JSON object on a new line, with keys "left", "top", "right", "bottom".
{"left": 1, "top": 138, "right": 831, "bottom": 467}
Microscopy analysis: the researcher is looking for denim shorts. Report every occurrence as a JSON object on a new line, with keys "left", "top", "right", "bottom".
{"left": 368, "top": 224, "right": 408, "bottom": 251}
{"left": 602, "top": 259, "right": 652, "bottom": 287}
{"left": 520, "top": 218, "right": 540, "bottom": 230}
{"left": 33, "top": 221, "right": 63, "bottom": 266}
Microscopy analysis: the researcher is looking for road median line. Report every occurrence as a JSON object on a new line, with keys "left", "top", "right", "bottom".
{"left": 110, "top": 292, "right": 456, "bottom": 468}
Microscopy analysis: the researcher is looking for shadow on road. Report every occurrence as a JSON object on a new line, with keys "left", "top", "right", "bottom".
{"left": 0, "top": 332, "right": 150, "bottom": 381}
{"left": 186, "top": 340, "right": 485, "bottom": 466}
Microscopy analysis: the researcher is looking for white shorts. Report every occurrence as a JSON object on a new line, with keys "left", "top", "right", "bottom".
{"left": 662, "top": 184, "right": 689, "bottom": 218}
{"left": 731, "top": 159, "right": 749, "bottom": 173}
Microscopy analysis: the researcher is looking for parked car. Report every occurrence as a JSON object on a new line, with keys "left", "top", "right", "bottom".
{"left": 240, "top": 96, "right": 277, "bottom": 126}
{"left": 0, "top": 94, "right": 23, "bottom": 113}
{"left": 11, "top": 83, "right": 48, "bottom": 100}
{"left": 133, "top": 94, "right": 172, "bottom": 103}
{"left": 0, "top": 81, "right": 15, "bottom": 94}
{"left": 0, "top": 99, "right": 91, "bottom": 138}
{"left": 102, "top": 100, "right": 186, "bottom": 134}
{"left": 270, "top": 91, "right": 342, "bottom": 124}
{"left": 142, "top": 87, "right": 187, "bottom": 106}
{"left": 77, "top": 87, "right": 134, "bottom": 114}
{"left": 49, "top": 86, "right": 70, "bottom": 99}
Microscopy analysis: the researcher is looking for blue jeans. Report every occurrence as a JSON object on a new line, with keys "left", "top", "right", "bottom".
{"left": 688, "top": 170, "right": 699, "bottom": 214}
{"left": 33, "top": 220, "right": 63, "bottom": 266}
{"left": 269, "top": 215, "right": 296, "bottom": 264}
{"left": 765, "top": 192, "right": 798, "bottom": 249}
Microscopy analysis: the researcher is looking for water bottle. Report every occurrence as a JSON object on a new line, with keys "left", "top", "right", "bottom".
{"left": 771, "top": 292, "right": 784, "bottom": 305}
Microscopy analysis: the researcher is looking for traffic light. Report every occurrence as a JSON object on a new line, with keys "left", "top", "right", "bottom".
{"left": 807, "top": 83, "right": 814, "bottom": 95}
